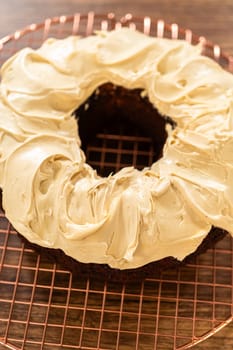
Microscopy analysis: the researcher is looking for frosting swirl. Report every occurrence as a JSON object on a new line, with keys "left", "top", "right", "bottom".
{"left": 0, "top": 28, "right": 233, "bottom": 269}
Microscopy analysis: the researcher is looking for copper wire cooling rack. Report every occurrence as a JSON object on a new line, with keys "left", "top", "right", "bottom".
{"left": 1, "top": 13, "right": 233, "bottom": 350}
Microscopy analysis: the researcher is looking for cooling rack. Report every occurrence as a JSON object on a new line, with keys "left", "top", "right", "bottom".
{"left": 0, "top": 12, "right": 233, "bottom": 350}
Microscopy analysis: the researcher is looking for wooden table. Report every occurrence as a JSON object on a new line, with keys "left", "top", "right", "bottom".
{"left": 0, "top": 1, "right": 233, "bottom": 349}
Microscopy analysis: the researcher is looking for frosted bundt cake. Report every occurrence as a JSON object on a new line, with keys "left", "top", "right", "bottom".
{"left": 0, "top": 27, "right": 232, "bottom": 279}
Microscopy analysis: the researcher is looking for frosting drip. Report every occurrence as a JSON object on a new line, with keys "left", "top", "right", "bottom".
{"left": 0, "top": 28, "right": 233, "bottom": 269}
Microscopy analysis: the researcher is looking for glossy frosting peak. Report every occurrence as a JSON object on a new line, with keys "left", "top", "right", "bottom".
{"left": 0, "top": 28, "right": 233, "bottom": 269}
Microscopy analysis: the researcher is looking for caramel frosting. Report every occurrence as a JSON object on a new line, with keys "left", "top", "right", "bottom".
{"left": 0, "top": 27, "right": 233, "bottom": 269}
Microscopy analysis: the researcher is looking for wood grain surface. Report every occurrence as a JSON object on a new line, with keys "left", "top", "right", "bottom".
{"left": 0, "top": 1, "right": 233, "bottom": 349}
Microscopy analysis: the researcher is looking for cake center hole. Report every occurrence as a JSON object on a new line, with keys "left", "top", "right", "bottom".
{"left": 75, "top": 83, "right": 173, "bottom": 177}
